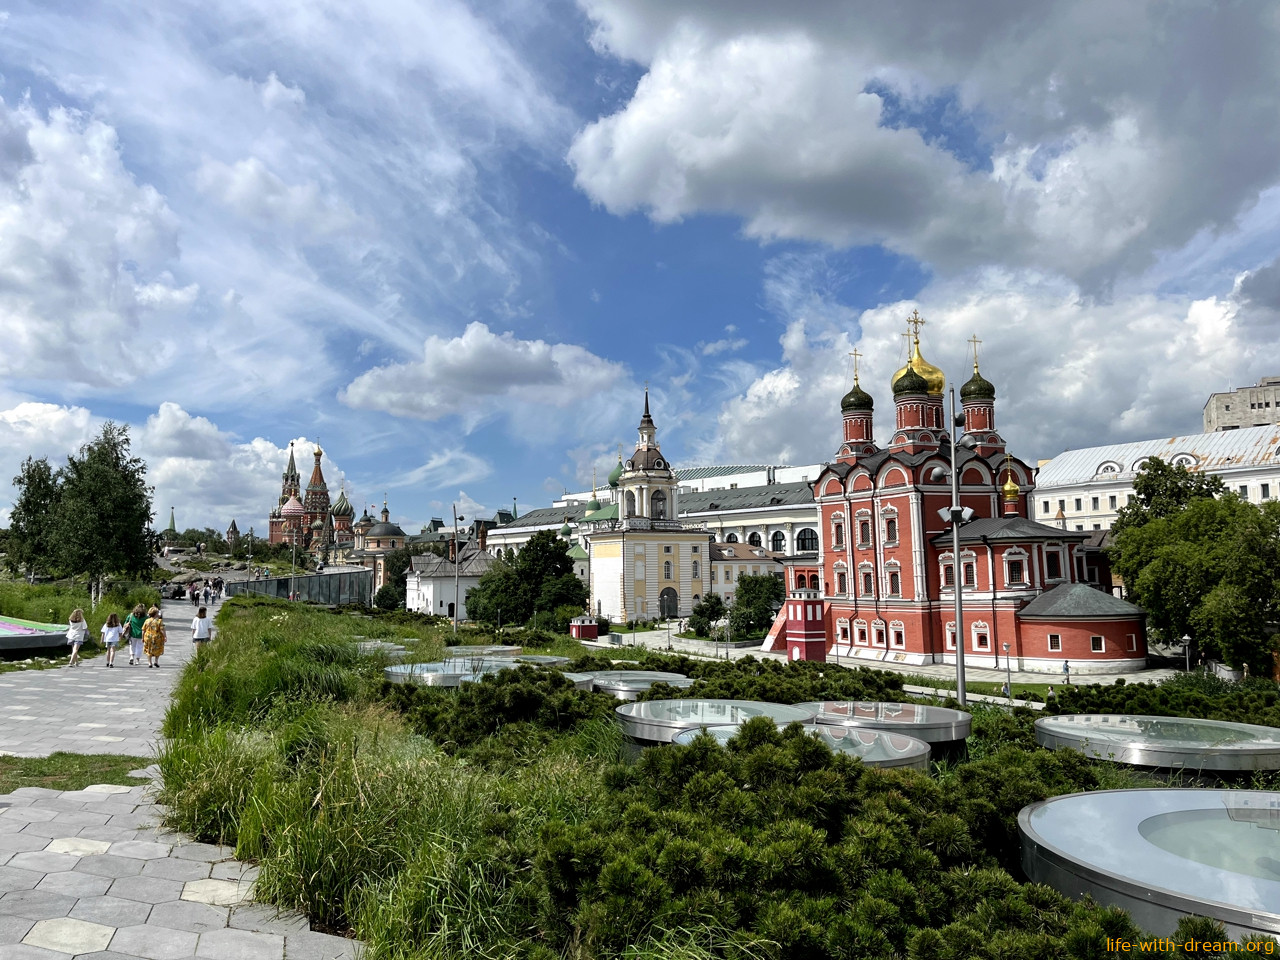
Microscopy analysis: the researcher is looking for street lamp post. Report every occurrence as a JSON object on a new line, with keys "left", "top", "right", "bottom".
{"left": 1003, "top": 641, "right": 1012, "bottom": 698}
{"left": 1181, "top": 634, "right": 1191, "bottom": 672}
{"left": 931, "top": 388, "right": 976, "bottom": 706}
{"left": 452, "top": 505, "right": 465, "bottom": 635}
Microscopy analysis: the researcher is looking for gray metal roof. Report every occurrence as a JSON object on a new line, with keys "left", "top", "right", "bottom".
{"left": 493, "top": 503, "right": 589, "bottom": 531}
{"left": 680, "top": 480, "right": 815, "bottom": 513}
{"left": 1018, "top": 582, "right": 1144, "bottom": 619}
{"left": 1037, "top": 424, "right": 1280, "bottom": 488}
{"left": 676, "top": 464, "right": 782, "bottom": 480}
{"left": 929, "top": 516, "right": 1088, "bottom": 545}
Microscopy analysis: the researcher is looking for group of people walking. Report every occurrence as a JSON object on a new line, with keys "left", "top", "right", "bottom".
{"left": 66, "top": 602, "right": 214, "bottom": 669}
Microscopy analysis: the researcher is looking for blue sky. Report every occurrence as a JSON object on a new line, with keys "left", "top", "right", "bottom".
{"left": 0, "top": 0, "right": 1279, "bottom": 533}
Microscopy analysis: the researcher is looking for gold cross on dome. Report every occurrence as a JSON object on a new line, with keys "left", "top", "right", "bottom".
{"left": 906, "top": 309, "right": 926, "bottom": 337}
{"left": 848, "top": 349, "right": 862, "bottom": 383}
{"left": 968, "top": 334, "right": 983, "bottom": 367}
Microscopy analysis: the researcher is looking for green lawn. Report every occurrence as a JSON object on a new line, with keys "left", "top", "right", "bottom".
{"left": 0, "top": 752, "right": 151, "bottom": 793}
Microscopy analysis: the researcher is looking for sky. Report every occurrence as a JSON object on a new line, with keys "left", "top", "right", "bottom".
{"left": 0, "top": 0, "right": 1279, "bottom": 534}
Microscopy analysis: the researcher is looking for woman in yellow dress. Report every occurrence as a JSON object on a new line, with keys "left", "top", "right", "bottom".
{"left": 142, "top": 606, "right": 167, "bottom": 668}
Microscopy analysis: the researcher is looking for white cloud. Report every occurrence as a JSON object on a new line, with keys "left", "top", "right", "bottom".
{"left": 699, "top": 336, "right": 747, "bottom": 356}
{"left": 0, "top": 102, "right": 194, "bottom": 387}
{"left": 339, "top": 321, "right": 630, "bottom": 430}
{"left": 259, "top": 72, "right": 306, "bottom": 110}
{"left": 571, "top": 2, "right": 1280, "bottom": 286}
{"left": 385, "top": 449, "right": 492, "bottom": 489}
{"left": 695, "top": 255, "right": 1263, "bottom": 467}
{"left": 195, "top": 156, "right": 357, "bottom": 236}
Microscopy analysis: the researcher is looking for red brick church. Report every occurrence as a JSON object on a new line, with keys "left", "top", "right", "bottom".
{"left": 776, "top": 316, "right": 1146, "bottom": 674}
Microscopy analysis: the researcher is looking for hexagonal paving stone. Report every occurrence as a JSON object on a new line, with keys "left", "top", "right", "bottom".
{"left": 22, "top": 916, "right": 115, "bottom": 954}
{"left": 0, "top": 913, "right": 36, "bottom": 944}
{"left": 171, "top": 843, "right": 234, "bottom": 863}
{"left": 197, "top": 927, "right": 284, "bottom": 960}
{"left": 6, "top": 850, "right": 81, "bottom": 874}
{"left": 283, "top": 930, "right": 359, "bottom": 960}
{"left": 45, "top": 836, "right": 111, "bottom": 856}
{"left": 0, "top": 888, "right": 78, "bottom": 920}
{"left": 141, "top": 857, "right": 211, "bottom": 882}
{"left": 68, "top": 894, "right": 155, "bottom": 928}
{"left": 106, "top": 840, "right": 172, "bottom": 860}
{"left": 35, "top": 870, "right": 113, "bottom": 898}
{"left": 181, "top": 879, "right": 253, "bottom": 906}
{"left": 74, "top": 854, "right": 147, "bottom": 879}
{"left": 106, "top": 875, "right": 185, "bottom": 904}
{"left": 108, "top": 923, "right": 199, "bottom": 960}
{"left": 0, "top": 865, "right": 44, "bottom": 894}
{"left": 83, "top": 785, "right": 133, "bottom": 795}
{"left": 148, "top": 899, "right": 230, "bottom": 934}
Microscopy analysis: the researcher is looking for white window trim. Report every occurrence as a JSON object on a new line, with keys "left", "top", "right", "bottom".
{"left": 1090, "top": 635, "right": 1105, "bottom": 653}
{"left": 1048, "top": 633, "right": 1062, "bottom": 652}
{"left": 854, "top": 618, "right": 869, "bottom": 645}
{"left": 889, "top": 620, "right": 906, "bottom": 648}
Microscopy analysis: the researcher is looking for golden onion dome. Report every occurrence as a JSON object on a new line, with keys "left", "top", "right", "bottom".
{"left": 890, "top": 337, "right": 946, "bottom": 396}
{"left": 1002, "top": 468, "right": 1020, "bottom": 502}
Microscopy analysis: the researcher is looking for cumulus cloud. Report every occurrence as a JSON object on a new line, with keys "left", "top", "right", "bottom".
{"left": 0, "top": 102, "right": 195, "bottom": 387}
{"left": 340, "top": 321, "right": 630, "bottom": 429}
{"left": 693, "top": 254, "right": 1261, "bottom": 467}
{"left": 572, "top": 2, "right": 1280, "bottom": 286}
{"left": 196, "top": 157, "right": 357, "bottom": 236}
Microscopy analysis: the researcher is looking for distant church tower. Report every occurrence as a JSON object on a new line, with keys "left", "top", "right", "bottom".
{"left": 617, "top": 389, "right": 678, "bottom": 523}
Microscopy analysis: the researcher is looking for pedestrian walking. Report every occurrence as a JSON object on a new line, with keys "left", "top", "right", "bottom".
{"left": 1062, "top": 660, "right": 1071, "bottom": 685}
{"left": 143, "top": 606, "right": 167, "bottom": 668}
{"left": 66, "top": 608, "right": 87, "bottom": 666}
{"left": 124, "top": 603, "right": 146, "bottom": 664}
{"left": 100, "top": 613, "right": 122, "bottom": 667}
{"left": 191, "top": 605, "right": 211, "bottom": 653}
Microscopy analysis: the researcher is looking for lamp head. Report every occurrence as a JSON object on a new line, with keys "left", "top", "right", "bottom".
{"left": 929, "top": 466, "right": 949, "bottom": 483}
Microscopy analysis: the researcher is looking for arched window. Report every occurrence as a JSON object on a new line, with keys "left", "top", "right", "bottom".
{"left": 837, "top": 572, "right": 847, "bottom": 594}
{"left": 888, "top": 571, "right": 901, "bottom": 596}
{"left": 771, "top": 531, "right": 786, "bottom": 552}
{"left": 651, "top": 489, "right": 667, "bottom": 519}
{"left": 833, "top": 524, "right": 845, "bottom": 547}
{"left": 807, "top": 574, "right": 818, "bottom": 589}
{"left": 624, "top": 490, "right": 636, "bottom": 517}
{"left": 663, "top": 561, "right": 672, "bottom": 580}
{"left": 726, "top": 533, "right": 739, "bottom": 543}
{"left": 964, "top": 563, "right": 976, "bottom": 587}
{"left": 859, "top": 521, "right": 871, "bottom": 544}
{"left": 796, "top": 528, "right": 819, "bottom": 552}
{"left": 691, "top": 560, "right": 700, "bottom": 578}
{"left": 885, "top": 518, "right": 898, "bottom": 543}
{"left": 861, "top": 572, "right": 873, "bottom": 595}
{"left": 943, "top": 564, "right": 955, "bottom": 586}
{"left": 748, "top": 532, "right": 762, "bottom": 547}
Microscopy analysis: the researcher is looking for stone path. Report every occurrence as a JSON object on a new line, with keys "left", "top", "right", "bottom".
{"left": 0, "top": 598, "right": 360, "bottom": 959}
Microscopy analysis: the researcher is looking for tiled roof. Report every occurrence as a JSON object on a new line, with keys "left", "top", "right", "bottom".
{"left": 708, "top": 543, "right": 783, "bottom": 563}
{"left": 1018, "top": 582, "right": 1144, "bottom": 619}
{"left": 680, "top": 481, "right": 814, "bottom": 513}
{"left": 1037, "top": 424, "right": 1280, "bottom": 488}
{"left": 409, "top": 543, "right": 494, "bottom": 578}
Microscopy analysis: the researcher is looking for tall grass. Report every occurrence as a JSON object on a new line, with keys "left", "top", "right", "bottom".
{"left": 158, "top": 597, "right": 617, "bottom": 957}
{"left": 0, "top": 582, "right": 159, "bottom": 642}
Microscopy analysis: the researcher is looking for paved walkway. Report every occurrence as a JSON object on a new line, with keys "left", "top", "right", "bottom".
{"left": 0, "top": 597, "right": 359, "bottom": 959}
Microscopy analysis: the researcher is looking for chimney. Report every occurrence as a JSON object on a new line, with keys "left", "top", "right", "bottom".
{"left": 478, "top": 523, "right": 488, "bottom": 552}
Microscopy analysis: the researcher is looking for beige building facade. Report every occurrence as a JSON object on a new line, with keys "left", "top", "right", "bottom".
{"left": 1203, "top": 376, "right": 1280, "bottom": 431}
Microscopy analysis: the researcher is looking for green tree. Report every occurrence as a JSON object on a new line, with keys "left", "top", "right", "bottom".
{"left": 382, "top": 541, "right": 446, "bottom": 600}
{"left": 55, "top": 423, "right": 155, "bottom": 593}
{"left": 730, "top": 574, "right": 786, "bottom": 637}
{"left": 1111, "top": 494, "right": 1280, "bottom": 672}
{"left": 374, "top": 584, "right": 403, "bottom": 610}
{"left": 8, "top": 456, "right": 61, "bottom": 581}
{"left": 467, "top": 531, "right": 584, "bottom": 627}
{"left": 1110, "top": 456, "right": 1226, "bottom": 537}
{"left": 687, "top": 592, "right": 726, "bottom": 637}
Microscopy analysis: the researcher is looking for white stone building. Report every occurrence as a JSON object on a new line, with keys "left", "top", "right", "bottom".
{"left": 404, "top": 542, "right": 494, "bottom": 620}
{"left": 1035, "top": 424, "right": 1280, "bottom": 532}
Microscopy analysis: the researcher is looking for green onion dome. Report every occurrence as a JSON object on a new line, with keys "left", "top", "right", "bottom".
{"left": 559, "top": 518, "right": 572, "bottom": 538}
{"left": 892, "top": 364, "right": 929, "bottom": 396}
{"left": 608, "top": 456, "right": 624, "bottom": 488}
{"left": 841, "top": 381, "right": 874, "bottom": 412}
{"left": 960, "top": 364, "right": 996, "bottom": 402}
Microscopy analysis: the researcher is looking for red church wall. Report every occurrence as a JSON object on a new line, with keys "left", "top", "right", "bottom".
{"left": 1016, "top": 617, "right": 1147, "bottom": 673}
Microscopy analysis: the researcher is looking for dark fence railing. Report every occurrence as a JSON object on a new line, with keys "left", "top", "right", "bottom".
{"left": 226, "top": 570, "right": 373, "bottom": 606}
